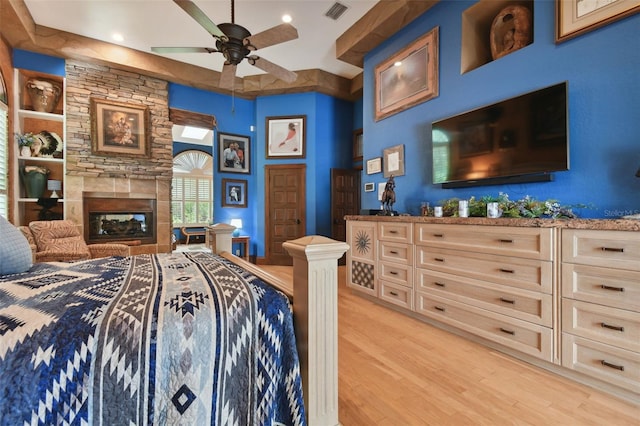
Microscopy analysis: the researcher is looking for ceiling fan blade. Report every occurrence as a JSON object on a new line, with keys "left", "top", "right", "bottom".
{"left": 250, "top": 56, "right": 297, "bottom": 83}
{"left": 151, "top": 47, "right": 217, "bottom": 54}
{"left": 174, "top": 0, "right": 227, "bottom": 40}
{"left": 219, "top": 63, "right": 237, "bottom": 89}
{"left": 246, "top": 23, "right": 298, "bottom": 50}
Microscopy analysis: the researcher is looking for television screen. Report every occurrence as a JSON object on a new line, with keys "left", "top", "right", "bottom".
{"left": 432, "top": 82, "right": 569, "bottom": 187}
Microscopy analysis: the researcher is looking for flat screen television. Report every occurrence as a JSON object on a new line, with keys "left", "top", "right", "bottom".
{"left": 432, "top": 82, "right": 569, "bottom": 188}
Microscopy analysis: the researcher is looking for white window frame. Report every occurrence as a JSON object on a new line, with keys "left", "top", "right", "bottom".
{"left": 0, "top": 102, "right": 8, "bottom": 218}
{"left": 172, "top": 150, "right": 213, "bottom": 227}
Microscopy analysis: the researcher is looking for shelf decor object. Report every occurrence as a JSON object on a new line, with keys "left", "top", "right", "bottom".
{"left": 556, "top": 0, "right": 640, "bottom": 43}
{"left": 20, "top": 165, "right": 49, "bottom": 198}
{"left": 375, "top": 26, "right": 439, "bottom": 121}
{"left": 25, "top": 78, "right": 62, "bottom": 113}
{"left": 91, "top": 98, "right": 150, "bottom": 158}
{"left": 47, "top": 180, "right": 61, "bottom": 198}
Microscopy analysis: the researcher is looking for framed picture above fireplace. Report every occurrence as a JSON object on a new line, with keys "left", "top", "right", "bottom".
{"left": 91, "top": 98, "right": 150, "bottom": 157}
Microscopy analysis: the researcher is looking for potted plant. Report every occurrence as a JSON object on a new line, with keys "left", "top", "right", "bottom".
{"left": 15, "top": 132, "right": 35, "bottom": 157}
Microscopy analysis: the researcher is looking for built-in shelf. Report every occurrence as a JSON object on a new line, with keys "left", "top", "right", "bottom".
{"left": 461, "top": 0, "right": 534, "bottom": 74}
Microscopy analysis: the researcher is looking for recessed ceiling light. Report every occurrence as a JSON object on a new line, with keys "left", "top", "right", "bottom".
{"left": 112, "top": 33, "right": 124, "bottom": 42}
{"left": 282, "top": 14, "right": 292, "bottom": 23}
{"left": 182, "top": 126, "right": 209, "bottom": 139}
{"left": 394, "top": 61, "right": 402, "bottom": 67}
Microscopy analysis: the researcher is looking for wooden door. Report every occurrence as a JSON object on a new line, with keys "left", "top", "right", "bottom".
{"left": 265, "top": 164, "right": 306, "bottom": 265}
{"left": 331, "top": 168, "right": 361, "bottom": 243}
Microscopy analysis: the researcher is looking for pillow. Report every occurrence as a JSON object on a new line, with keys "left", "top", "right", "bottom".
{"left": 29, "top": 220, "right": 90, "bottom": 258}
{"left": 0, "top": 215, "right": 33, "bottom": 274}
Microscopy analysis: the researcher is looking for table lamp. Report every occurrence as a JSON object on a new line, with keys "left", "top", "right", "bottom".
{"left": 47, "top": 179, "right": 61, "bottom": 198}
{"left": 230, "top": 218, "right": 243, "bottom": 237}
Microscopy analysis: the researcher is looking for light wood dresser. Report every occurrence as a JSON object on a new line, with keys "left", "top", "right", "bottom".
{"left": 345, "top": 216, "right": 640, "bottom": 404}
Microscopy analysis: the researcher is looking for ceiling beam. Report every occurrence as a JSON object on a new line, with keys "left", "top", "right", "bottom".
{"left": 336, "top": 0, "right": 440, "bottom": 68}
{"left": 1, "top": 0, "right": 437, "bottom": 101}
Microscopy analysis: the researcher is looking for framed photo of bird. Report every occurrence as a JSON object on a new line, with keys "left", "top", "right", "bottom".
{"left": 266, "top": 115, "right": 306, "bottom": 159}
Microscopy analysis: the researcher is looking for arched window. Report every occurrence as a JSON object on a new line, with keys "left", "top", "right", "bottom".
{"left": 172, "top": 150, "right": 213, "bottom": 226}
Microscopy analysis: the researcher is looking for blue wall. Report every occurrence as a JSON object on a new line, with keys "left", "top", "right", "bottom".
{"left": 361, "top": 0, "right": 640, "bottom": 218}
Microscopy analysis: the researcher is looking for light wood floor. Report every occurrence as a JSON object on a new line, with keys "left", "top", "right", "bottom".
{"left": 259, "top": 265, "right": 639, "bottom": 425}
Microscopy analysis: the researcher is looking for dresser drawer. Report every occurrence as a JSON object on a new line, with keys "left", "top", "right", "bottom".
{"left": 562, "top": 334, "right": 640, "bottom": 394}
{"left": 415, "top": 292, "right": 553, "bottom": 361}
{"left": 562, "top": 299, "right": 640, "bottom": 353}
{"left": 416, "top": 269, "right": 553, "bottom": 327}
{"left": 415, "top": 224, "right": 554, "bottom": 261}
{"left": 378, "top": 222, "right": 412, "bottom": 243}
{"left": 416, "top": 246, "right": 553, "bottom": 293}
{"left": 379, "top": 241, "right": 413, "bottom": 266}
{"left": 379, "top": 261, "right": 413, "bottom": 287}
{"left": 562, "top": 229, "right": 640, "bottom": 272}
{"left": 380, "top": 280, "right": 413, "bottom": 310}
{"left": 562, "top": 264, "right": 640, "bottom": 312}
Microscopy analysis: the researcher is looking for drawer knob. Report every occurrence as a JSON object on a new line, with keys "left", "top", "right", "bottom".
{"left": 499, "top": 268, "right": 515, "bottom": 274}
{"left": 600, "top": 360, "right": 625, "bottom": 371}
{"left": 499, "top": 297, "right": 516, "bottom": 304}
{"left": 434, "top": 258, "right": 445, "bottom": 262}
{"left": 390, "top": 291, "right": 398, "bottom": 296}
{"left": 434, "top": 306, "right": 446, "bottom": 312}
{"left": 389, "top": 271, "right": 398, "bottom": 275}
{"left": 498, "top": 239, "right": 514, "bottom": 243}
{"left": 389, "top": 230, "right": 398, "bottom": 234}
{"left": 601, "top": 247, "right": 624, "bottom": 253}
{"left": 601, "top": 322, "right": 625, "bottom": 332}
{"left": 499, "top": 327, "right": 515, "bottom": 336}
{"left": 433, "top": 233, "right": 444, "bottom": 238}
{"left": 434, "top": 282, "right": 445, "bottom": 287}
{"left": 601, "top": 284, "right": 625, "bottom": 292}
{"left": 389, "top": 250, "right": 398, "bottom": 254}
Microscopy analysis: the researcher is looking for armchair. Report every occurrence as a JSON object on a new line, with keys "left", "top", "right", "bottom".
{"left": 20, "top": 220, "right": 130, "bottom": 262}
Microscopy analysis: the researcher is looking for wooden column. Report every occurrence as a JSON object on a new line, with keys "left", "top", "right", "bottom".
{"left": 283, "top": 236, "right": 349, "bottom": 426}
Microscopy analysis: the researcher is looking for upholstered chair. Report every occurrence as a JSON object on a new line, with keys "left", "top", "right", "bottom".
{"left": 20, "top": 220, "right": 130, "bottom": 262}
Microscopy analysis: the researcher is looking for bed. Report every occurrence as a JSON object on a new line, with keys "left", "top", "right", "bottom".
{"left": 0, "top": 221, "right": 347, "bottom": 425}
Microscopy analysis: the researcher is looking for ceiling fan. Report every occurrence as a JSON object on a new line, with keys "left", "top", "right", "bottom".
{"left": 152, "top": 0, "right": 298, "bottom": 89}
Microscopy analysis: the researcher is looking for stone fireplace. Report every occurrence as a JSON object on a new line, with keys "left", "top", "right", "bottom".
{"left": 84, "top": 195, "right": 157, "bottom": 245}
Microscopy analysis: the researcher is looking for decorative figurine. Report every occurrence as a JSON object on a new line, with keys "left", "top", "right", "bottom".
{"left": 381, "top": 175, "right": 396, "bottom": 215}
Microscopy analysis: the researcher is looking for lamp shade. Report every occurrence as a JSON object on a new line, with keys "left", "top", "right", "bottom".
{"left": 230, "top": 219, "right": 242, "bottom": 236}
{"left": 47, "top": 179, "right": 61, "bottom": 198}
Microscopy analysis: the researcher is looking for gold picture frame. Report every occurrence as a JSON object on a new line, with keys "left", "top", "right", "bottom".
{"left": 91, "top": 98, "right": 150, "bottom": 157}
{"left": 556, "top": 0, "right": 640, "bottom": 43}
{"left": 383, "top": 144, "right": 405, "bottom": 178}
{"left": 375, "top": 26, "right": 439, "bottom": 121}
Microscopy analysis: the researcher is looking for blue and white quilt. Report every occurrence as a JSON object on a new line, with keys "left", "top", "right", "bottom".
{"left": 0, "top": 252, "right": 306, "bottom": 425}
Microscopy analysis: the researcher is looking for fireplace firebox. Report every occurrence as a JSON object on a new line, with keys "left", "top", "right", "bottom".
{"left": 84, "top": 197, "right": 157, "bottom": 245}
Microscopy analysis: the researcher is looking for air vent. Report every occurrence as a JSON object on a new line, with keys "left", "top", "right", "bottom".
{"left": 325, "top": 2, "right": 348, "bottom": 20}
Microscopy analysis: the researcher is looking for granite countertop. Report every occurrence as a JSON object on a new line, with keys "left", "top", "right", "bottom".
{"left": 344, "top": 215, "right": 640, "bottom": 232}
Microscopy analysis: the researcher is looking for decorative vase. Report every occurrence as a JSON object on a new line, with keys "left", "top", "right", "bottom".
{"left": 20, "top": 166, "right": 49, "bottom": 198}
{"left": 25, "top": 79, "right": 62, "bottom": 113}
{"left": 20, "top": 145, "right": 31, "bottom": 157}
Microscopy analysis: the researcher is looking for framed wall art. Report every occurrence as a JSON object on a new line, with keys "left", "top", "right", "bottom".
{"left": 353, "top": 128, "right": 363, "bottom": 161}
{"left": 222, "top": 178, "right": 247, "bottom": 208}
{"left": 218, "top": 132, "right": 250, "bottom": 174}
{"left": 366, "top": 157, "right": 382, "bottom": 175}
{"left": 383, "top": 144, "right": 405, "bottom": 178}
{"left": 375, "top": 26, "right": 439, "bottom": 121}
{"left": 91, "top": 98, "right": 150, "bottom": 157}
{"left": 556, "top": 0, "right": 640, "bottom": 43}
{"left": 266, "top": 115, "right": 306, "bottom": 158}
{"left": 364, "top": 182, "right": 375, "bottom": 192}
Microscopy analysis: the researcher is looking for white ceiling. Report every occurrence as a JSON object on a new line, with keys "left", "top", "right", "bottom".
{"left": 24, "top": 0, "right": 378, "bottom": 79}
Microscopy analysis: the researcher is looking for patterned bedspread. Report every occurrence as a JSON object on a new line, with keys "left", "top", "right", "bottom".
{"left": 0, "top": 252, "right": 306, "bottom": 425}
